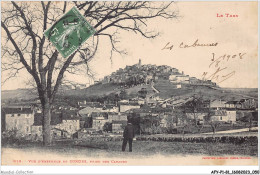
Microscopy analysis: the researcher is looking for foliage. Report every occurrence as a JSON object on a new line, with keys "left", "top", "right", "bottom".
{"left": 1, "top": 1, "right": 178, "bottom": 145}
{"left": 140, "top": 115, "right": 162, "bottom": 134}
{"left": 238, "top": 112, "right": 255, "bottom": 129}
{"left": 119, "top": 90, "right": 127, "bottom": 100}
{"left": 126, "top": 113, "right": 140, "bottom": 134}
{"left": 204, "top": 114, "right": 225, "bottom": 134}
{"left": 138, "top": 88, "right": 148, "bottom": 99}
{"left": 77, "top": 134, "right": 257, "bottom": 145}
{"left": 184, "top": 95, "right": 210, "bottom": 133}
{"left": 239, "top": 113, "right": 253, "bottom": 123}
{"left": 1, "top": 130, "right": 31, "bottom": 146}
{"left": 136, "top": 135, "right": 258, "bottom": 144}
{"left": 103, "top": 122, "right": 112, "bottom": 132}
{"left": 164, "top": 108, "right": 192, "bottom": 134}
{"left": 83, "top": 117, "right": 93, "bottom": 128}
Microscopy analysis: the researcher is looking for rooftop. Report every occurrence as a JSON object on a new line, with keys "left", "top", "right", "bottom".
{"left": 33, "top": 113, "right": 61, "bottom": 126}
{"left": 2, "top": 107, "right": 33, "bottom": 114}
{"left": 113, "top": 120, "right": 127, "bottom": 124}
{"left": 78, "top": 106, "right": 101, "bottom": 116}
{"left": 33, "top": 112, "right": 79, "bottom": 126}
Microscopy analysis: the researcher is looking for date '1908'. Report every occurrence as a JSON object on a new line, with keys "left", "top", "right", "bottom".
{"left": 202, "top": 52, "right": 246, "bottom": 84}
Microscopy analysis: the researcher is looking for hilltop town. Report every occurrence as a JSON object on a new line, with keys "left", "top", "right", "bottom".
{"left": 1, "top": 59, "right": 258, "bottom": 141}
{"left": 101, "top": 59, "right": 216, "bottom": 87}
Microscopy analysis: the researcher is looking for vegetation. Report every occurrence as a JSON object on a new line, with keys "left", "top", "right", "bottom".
{"left": 204, "top": 116, "right": 225, "bottom": 135}
{"left": 136, "top": 135, "right": 258, "bottom": 145}
{"left": 2, "top": 1, "right": 178, "bottom": 146}
{"left": 239, "top": 113, "right": 254, "bottom": 129}
{"left": 103, "top": 122, "right": 112, "bottom": 132}
{"left": 3, "top": 136, "right": 257, "bottom": 157}
{"left": 138, "top": 88, "right": 148, "bottom": 99}
{"left": 139, "top": 115, "right": 162, "bottom": 134}
{"left": 1, "top": 130, "right": 35, "bottom": 146}
{"left": 2, "top": 81, "right": 258, "bottom": 106}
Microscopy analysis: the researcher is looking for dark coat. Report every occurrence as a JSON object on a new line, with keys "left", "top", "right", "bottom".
{"left": 123, "top": 123, "right": 135, "bottom": 139}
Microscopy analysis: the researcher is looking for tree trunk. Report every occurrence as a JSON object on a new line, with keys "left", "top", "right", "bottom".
{"left": 249, "top": 118, "right": 252, "bottom": 131}
{"left": 211, "top": 125, "right": 215, "bottom": 134}
{"left": 198, "top": 124, "right": 204, "bottom": 133}
{"left": 182, "top": 126, "right": 185, "bottom": 135}
{"left": 213, "top": 126, "right": 216, "bottom": 135}
{"left": 42, "top": 102, "right": 52, "bottom": 146}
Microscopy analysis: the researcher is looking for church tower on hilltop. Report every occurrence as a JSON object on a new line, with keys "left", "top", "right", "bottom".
{"left": 138, "top": 59, "right": 141, "bottom": 68}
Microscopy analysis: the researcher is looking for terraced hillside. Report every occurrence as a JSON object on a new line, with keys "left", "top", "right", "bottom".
{"left": 2, "top": 81, "right": 258, "bottom": 103}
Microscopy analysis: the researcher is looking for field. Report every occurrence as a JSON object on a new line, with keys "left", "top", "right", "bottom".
{"left": 2, "top": 133, "right": 258, "bottom": 157}
{"left": 76, "top": 139, "right": 257, "bottom": 157}
{"left": 154, "top": 80, "right": 258, "bottom": 100}
{"left": 2, "top": 131, "right": 258, "bottom": 166}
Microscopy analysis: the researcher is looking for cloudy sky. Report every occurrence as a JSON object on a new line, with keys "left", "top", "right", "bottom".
{"left": 1, "top": 1, "right": 258, "bottom": 90}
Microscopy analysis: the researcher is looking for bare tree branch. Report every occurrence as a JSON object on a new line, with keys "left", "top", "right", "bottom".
{"left": 1, "top": 1, "right": 179, "bottom": 145}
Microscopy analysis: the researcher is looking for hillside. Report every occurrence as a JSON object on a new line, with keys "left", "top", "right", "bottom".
{"left": 1, "top": 61, "right": 258, "bottom": 103}
{"left": 59, "top": 80, "right": 257, "bottom": 102}
{"left": 1, "top": 89, "right": 37, "bottom": 102}
{"left": 1, "top": 82, "right": 258, "bottom": 103}
{"left": 154, "top": 80, "right": 258, "bottom": 101}
{"left": 61, "top": 83, "right": 120, "bottom": 98}
{"left": 221, "top": 88, "right": 258, "bottom": 99}
{"left": 154, "top": 80, "right": 193, "bottom": 98}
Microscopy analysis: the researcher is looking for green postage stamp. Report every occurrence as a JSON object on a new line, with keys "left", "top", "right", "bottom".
{"left": 44, "top": 6, "right": 95, "bottom": 58}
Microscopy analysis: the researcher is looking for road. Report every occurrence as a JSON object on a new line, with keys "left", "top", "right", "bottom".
{"left": 203, "top": 127, "right": 258, "bottom": 135}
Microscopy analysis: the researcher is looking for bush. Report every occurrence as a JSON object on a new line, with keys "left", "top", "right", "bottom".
{"left": 76, "top": 135, "right": 124, "bottom": 143}
{"left": 166, "top": 128, "right": 178, "bottom": 134}
{"left": 136, "top": 135, "right": 258, "bottom": 144}
{"left": 103, "top": 122, "right": 112, "bottom": 132}
{"left": 1, "top": 130, "right": 29, "bottom": 146}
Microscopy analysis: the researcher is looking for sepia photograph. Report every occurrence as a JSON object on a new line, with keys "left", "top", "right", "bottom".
{"left": 1, "top": 1, "right": 258, "bottom": 168}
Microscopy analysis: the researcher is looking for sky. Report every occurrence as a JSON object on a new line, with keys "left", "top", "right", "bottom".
{"left": 1, "top": 1, "right": 258, "bottom": 90}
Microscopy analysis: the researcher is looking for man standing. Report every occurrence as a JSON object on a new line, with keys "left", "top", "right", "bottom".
{"left": 122, "top": 121, "right": 135, "bottom": 152}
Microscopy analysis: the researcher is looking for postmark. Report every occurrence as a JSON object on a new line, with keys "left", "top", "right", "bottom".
{"left": 44, "top": 6, "right": 95, "bottom": 58}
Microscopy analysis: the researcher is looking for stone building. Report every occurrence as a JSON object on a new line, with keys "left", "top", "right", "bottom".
{"left": 112, "top": 120, "right": 127, "bottom": 133}
{"left": 31, "top": 111, "right": 80, "bottom": 140}
{"left": 209, "top": 110, "right": 236, "bottom": 123}
{"left": 91, "top": 112, "right": 108, "bottom": 131}
{"left": 2, "top": 107, "right": 34, "bottom": 136}
{"left": 118, "top": 102, "right": 140, "bottom": 112}
{"left": 107, "top": 112, "right": 127, "bottom": 123}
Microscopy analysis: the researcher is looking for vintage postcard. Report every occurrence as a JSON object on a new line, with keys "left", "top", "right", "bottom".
{"left": 1, "top": 1, "right": 258, "bottom": 168}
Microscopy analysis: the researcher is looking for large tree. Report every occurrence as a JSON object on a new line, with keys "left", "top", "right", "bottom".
{"left": 184, "top": 95, "right": 209, "bottom": 133}
{"left": 1, "top": 1, "right": 178, "bottom": 145}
